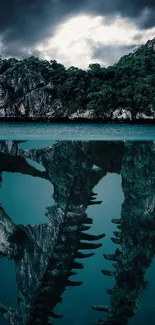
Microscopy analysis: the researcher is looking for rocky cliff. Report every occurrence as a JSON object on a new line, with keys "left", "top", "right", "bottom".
{"left": 93, "top": 142, "right": 155, "bottom": 325}
{"left": 0, "top": 38, "right": 155, "bottom": 122}
{"left": 0, "top": 141, "right": 107, "bottom": 325}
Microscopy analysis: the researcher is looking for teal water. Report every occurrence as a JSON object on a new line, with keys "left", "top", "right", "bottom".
{"left": 19, "top": 140, "right": 56, "bottom": 149}
{"left": 0, "top": 122, "right": 155, "bottom": 140}
{"left": 0, "top": 259, "right": 17, "bottom": 323}
{"left": 1, "top": 139, "right": 155, "bottom": 325}
{"left": 0, "top": 172, "right": 54, "bottom": 225}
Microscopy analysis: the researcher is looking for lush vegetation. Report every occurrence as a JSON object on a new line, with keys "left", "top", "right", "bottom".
{"left": 0, "top": 40, "right": 155, "bottom": 116}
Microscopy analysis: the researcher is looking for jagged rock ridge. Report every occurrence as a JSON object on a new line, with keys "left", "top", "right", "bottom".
{"left": 0, "top": 38, "right": 155, "bottom": 122}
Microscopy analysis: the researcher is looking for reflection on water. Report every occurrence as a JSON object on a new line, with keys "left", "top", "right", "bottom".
{"left": 0, "top": 140, "right": 155, "bottom": 325}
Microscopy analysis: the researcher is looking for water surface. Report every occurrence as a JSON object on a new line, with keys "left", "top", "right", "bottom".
{"left": 0, "top": 122, "right": 155, "bottom": 140}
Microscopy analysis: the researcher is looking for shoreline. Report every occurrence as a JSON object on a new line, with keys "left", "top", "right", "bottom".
{"left": 0, "top": 117, "right": 155, "bottom": 124}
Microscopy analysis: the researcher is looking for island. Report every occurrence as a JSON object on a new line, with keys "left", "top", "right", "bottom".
{"left": 0, "top": 38, "right": 155, "bottom": 122}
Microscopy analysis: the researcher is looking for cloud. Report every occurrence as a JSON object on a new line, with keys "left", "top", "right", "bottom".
{"left": 88, "top": 0, "right": 155, "bottom": 27}
{"left": 0, "top": 0, "right": 155, "bottom": 65}
{"left": 33, "top": 15, "right": 155, "bottom": 68}
{"left": 0, "top": 1, "right": 59, "bottom": 52}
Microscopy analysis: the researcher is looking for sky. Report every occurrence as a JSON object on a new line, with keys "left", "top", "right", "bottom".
{"left": 0, "top": 0, "right": 155, "bottom": 69}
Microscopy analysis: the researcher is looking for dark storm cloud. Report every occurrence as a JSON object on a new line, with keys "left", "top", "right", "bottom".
{"left": 0, "top": 0, "right": 86, "bottom": 57}
{"left": 91, "top": 0, "right": 155, "bottom": 17}
{"left": 0, "top": 1, "right": 58, "bottom": 44}
{"left": 0, "top": 0, "right": 155, "bottom": 58}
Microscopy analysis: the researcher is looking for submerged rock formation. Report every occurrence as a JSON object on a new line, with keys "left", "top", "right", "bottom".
{"left": 93, "top": 142, "right": 155, "bottom": 325}
{"left": 1, "top": 140, "right": 155, "bottom": 325}
{"left": 0, "top": 141, "right": 107, "bottom": 325}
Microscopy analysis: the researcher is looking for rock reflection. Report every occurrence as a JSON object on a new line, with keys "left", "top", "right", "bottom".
{"left": 0, "top": 141, "right": 155, "bottom": 325}
{"left": 93, "top": 142, "right": 155, "bottom": 325}
{"left": 0, "top": 141, "right": 106, "bottom": 325}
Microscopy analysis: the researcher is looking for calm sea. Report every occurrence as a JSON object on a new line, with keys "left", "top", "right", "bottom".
{"left": 0, "top": 122, "right": 155, "bottom": 140}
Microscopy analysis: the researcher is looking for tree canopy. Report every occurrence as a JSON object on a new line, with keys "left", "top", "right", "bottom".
{"left": 1, "top": 40, "right": 155, "bottom": 116}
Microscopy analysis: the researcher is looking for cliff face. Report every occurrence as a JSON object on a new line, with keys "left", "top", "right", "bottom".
{"left": 93, "top": 142, "right": 155, "bottom": 325}
{"left": 0, "top": 62, "right": 65, "bottom": 120}
{"left": 0, "top": 141, "right": 108, "bottom": 325}
{"left": 0, "top": 38, "right": 155, "bottom": 122}
{"left": 0, "top": 205, "right": 18, "bottom": 259}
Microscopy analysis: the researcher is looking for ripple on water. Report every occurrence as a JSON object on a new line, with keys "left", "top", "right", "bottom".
{"left": 0, "top": 122, "right": 155, "bottom": 140}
